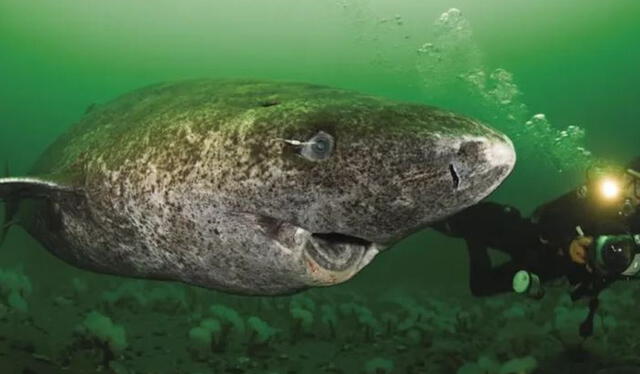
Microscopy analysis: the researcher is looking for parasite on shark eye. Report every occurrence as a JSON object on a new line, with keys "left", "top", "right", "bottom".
{"left": 300, "top": 131, "right": 334, "bottom": 161}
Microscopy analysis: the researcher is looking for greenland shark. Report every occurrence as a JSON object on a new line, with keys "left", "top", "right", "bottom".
{"left": 0, "top": 79, "right": 515, "bottom": 295}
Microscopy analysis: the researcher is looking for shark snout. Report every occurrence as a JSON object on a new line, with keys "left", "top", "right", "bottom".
{"left": 483, "top": 135, "right": 516, "bottom": 170}
{"left": 330, "top": 134, "right": 516, "bottom": 245}
{"left": 448, "top": 135, "right": 516, "bottom": 193}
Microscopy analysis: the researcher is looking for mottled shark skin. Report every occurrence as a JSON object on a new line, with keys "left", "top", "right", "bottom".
{"left": 0, "top": 79, "right": 516, "bottom": 295}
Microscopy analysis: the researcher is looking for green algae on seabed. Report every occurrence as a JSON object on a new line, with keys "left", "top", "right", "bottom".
{"left": 2, "top": 271, "right": 640, "bottom": 373}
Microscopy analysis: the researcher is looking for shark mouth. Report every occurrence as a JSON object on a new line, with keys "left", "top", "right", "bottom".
{"left": 295, "top": 227, "right": 385, "bottom": 286}
{"left": 311, "top": 232, "right": 373, "bottom": 247}
{"left": 306, "top": 232, "right": 381, "bottom": 270}
{"left": 249, "top": 214, "right": 385, "bottom": 282}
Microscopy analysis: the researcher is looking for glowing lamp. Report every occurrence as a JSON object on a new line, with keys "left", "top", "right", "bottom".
{"left": 600, "top": 178, "right": 621, "bottom": 200}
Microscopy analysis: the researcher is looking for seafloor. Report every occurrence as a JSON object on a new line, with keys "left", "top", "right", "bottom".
{"left": 1, "top": 266, "right": 639, "bottom": 374}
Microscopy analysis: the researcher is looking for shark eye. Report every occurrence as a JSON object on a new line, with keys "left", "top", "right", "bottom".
{"left": 301, "top": 131, "right": 334, "bottom": 161}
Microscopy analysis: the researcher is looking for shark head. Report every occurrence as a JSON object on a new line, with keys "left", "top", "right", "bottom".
{"left": 207, "top": 82, "right": 516, "bottom": 293}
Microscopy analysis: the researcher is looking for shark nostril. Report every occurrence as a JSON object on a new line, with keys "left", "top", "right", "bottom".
{"left": 458, "top": 140, "right": 483, "bottom": 157}
{"left": 449, "top": 164, "right": 460, "bottom": 189}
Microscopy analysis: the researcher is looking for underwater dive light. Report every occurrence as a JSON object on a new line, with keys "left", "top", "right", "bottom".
{"left": 585, "top": 164, "right": 623, "bottom": 202}
{"left": 594, "top": 168, "right": 640, "bottom": 216}
{"left": 583, "top": 164, "right": 640, "bottom": 204}
{"left": 512, "top": 270, "right": 544, "bottom": 299}
{"left": 599, "top": 178, "right": 621, "bottom": 200}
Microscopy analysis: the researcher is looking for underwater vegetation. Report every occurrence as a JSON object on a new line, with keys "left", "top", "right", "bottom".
{"left": 1, "top": 265, "right": 640, "bottom": 374}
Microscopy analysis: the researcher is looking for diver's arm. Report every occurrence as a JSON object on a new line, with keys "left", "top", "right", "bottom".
{"left": 434, "top": 202, "right": 529, "bottom": 251}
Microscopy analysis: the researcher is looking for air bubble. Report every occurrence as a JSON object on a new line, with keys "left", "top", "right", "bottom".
{"left": 417, "top": 42, "right": 436, "bottom": 55}
{"left": 526, "top": 114, "right": 549, "bottom": 127}
{"left": 416, "top": 9, "right": 595, "bottom": 173}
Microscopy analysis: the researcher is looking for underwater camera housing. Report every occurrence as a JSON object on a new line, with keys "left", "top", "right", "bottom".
{"left": 573, "top": 233, "right": 640, "bottom": 338}
{"left": 589, "top": 234, "right": 640, "bottom": 278}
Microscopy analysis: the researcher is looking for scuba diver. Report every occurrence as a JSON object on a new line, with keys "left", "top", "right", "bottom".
{"left": 433, "top": 157, "right": 640, "bottom": 337}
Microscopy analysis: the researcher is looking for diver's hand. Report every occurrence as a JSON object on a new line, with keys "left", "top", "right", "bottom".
{"left": 569, "top": 236, "right": 593, "bottom": 265}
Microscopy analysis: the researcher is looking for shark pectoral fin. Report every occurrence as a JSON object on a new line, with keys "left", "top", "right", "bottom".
{"left": 0, "top": 175, "right": 81, "bottom": 246}
{"left": 0, "top": 176, "right": 79, "bottom": 199}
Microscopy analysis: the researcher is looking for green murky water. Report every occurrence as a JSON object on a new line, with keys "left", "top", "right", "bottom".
{"left": 1, "top": 1, "right": 639, "bottom": 373}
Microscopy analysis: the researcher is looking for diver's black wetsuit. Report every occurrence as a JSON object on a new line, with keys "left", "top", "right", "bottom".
{"left": 434, "top": 190, "right": 640, "bottom": 297}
